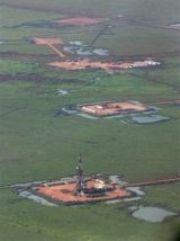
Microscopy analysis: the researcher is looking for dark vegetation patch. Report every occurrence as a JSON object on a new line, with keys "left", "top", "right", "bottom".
{"left": 5, "top": 20, "right": 61, "bottom": 29}
{"left": 0, "top": 73, "right": 84, "bottom": 85}
{"left": 130, "top": 68, "right": 180, "bottom": 93}
{"left": 0, "top": 107, "right": 26, "bottom": 118}
{"left": 171, "top": 229, "right": 180, "bottom": 241}
{"left": 0, "top": 51, "right": 55, "bottom": 62}
{"left": 53, "top": 109, "right": 66, "bottom": 117}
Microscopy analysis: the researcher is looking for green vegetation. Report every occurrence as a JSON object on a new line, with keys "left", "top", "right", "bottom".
{"left": 0, "top": 1, "right": 179, "bottom": 241}
{"left": 0, "top": 6, "right": 60, "bottom": 26}
{"left": 0, "top": 2, "right": 180, "bottom": 56}
{"left": 1, "top": 0, "right": 180, "bottom": 24}
{"left": 0, "top": 60, "right": 41, "bottom": 74}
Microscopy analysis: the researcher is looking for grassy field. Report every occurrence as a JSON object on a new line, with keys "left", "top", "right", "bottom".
{"left": 0, "top": 1, "right": 179, "bottom": 241}
{"left": 0, "top": 3, "right": 180, "bottom": 57}
{"left": 1, "top": 0, "right": 180, "bottom": 25}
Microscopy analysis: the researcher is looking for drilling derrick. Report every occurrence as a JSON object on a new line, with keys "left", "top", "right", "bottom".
{"left": 75, "top": 154, "right": 86, "bottom": 195}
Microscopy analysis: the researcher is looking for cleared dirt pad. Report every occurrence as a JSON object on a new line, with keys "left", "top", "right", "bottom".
{"left": 33, "top": 37, "right": 65, "bottom": 58}
{"left": 36, "top": 179, "right": 130, "bottom": 204}
{"left": 33, "top": 37, "right": 64, "bottom": 45}
{"left": 54, "top": 17, "right": 108, "bottom": 26}
{"left": 49, "top": 59, "right": 160, "bottom": 71}
{"left": 79, "top": 101, "right": 148, "bottom": 117}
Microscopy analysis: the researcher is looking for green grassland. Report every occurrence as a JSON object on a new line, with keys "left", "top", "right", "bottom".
{"left": 0, "top": 68, "right": 179, "bottom": 241}
{"left": 0, "top": 1, "right": 179, "bottom": 241}
{"left": 1, "top": 0, "right": 180, "bottom": 25}
{"left": 0, "top": 6, "right": 61, "bottom": 26}
{"left": 0, "top": 3, "right": 180, "bottom": 57}
{"left": 0, "top": 188, "right": 178, "bottom": 241}
{"left": 1, "top": 16, "right": 180, "bottom": 56}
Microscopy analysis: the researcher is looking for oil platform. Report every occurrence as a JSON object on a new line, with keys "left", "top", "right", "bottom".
{"left": 35, "top": 155, "right": 131, "bottom": 205}
{"left": 75, "top": 154, "right": 117, "bottom": 197}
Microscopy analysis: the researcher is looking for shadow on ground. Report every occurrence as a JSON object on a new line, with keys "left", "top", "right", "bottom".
{"left": 171, "top": 227, "right": 180, "bottom": 241}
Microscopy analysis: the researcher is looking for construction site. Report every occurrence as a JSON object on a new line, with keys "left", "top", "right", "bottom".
{"left": 49, "top": 58, "right": 160, "bottom": 71}
{"left": 0, "top": 1, "right": 180, "bottom": 240}
{"left": 17, "top": 155, "right": 132, "bottom": 205}
{"left": 78, "top": 101, "right": 149, "bottom": 117}
{"left": 14, "top": 155, "right": 180, "bottom": 207}
{"left": 32, "top": 35, "right": 160, "bottom": 72}
{"left": 62, "top": 99, "right": 180, "bottom": 122}
{"left": 35, "top": 178, "right": 131, "bottom": 205}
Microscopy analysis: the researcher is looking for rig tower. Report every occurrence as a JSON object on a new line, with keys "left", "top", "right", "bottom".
{"left": 75, "top": 154, "right": 86, "bottom": 195}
